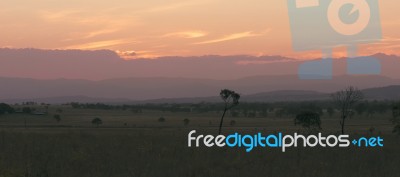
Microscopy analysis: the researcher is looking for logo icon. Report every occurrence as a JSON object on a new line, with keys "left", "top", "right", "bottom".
{"left": 287, "top": 0, "right": 382, "bottom": 79}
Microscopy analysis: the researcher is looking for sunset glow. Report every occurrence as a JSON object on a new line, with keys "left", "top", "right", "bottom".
{"left": 0, "top": 0, "right": 399, "bottom": 59}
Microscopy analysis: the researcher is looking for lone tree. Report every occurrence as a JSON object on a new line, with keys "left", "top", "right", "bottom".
{"left": 218, "top": 89, "right": 240, "bottom": 134}
{"left": 331, "top": 86, "right": 363, "bottom": 134}
{"left": 92, "top": 117, "right": 102, "bottom": 128}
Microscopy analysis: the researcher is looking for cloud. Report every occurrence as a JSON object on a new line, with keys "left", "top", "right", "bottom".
{"left": 115, "top": 50, "right": 137, "bottom": 59}
{"left": 83, "top": 28, "right": 120, "bottom": 39}
{"left": 163, "top": 31, "right": 207, "bottom": 38}
{"left": 39, "top": 10, "right": 82, "bottom": 21}
{"left": 194, "top": 30, "right": 270, "bottom": 45}
{"left": 236, "top": 59, "right": 294, "bottom": 65}
{"left": 139, "top": 0, "right": 211, "bottom": 13}
{"left": 65, "top": 39, "right": 135, "bottom": 50}
{"left": 118, "top": 50, "right": 160, "bottom": 59}
{"left": 382, "top": 37, "right": 400, "bottom": 42}
{"left": 61, "top": 28, "right": 121, "bottom": 42}
{"left": 39, "top": 9, "right": 138, "bottom": 28}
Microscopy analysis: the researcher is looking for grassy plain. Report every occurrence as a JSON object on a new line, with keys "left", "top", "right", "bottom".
{"left": 0, "top": 105, "right": 398, "bottom": 177}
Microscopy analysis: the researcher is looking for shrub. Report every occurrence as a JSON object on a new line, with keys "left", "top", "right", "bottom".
{"left": 393, "top": 125, "right": 400, "bottom": 135}
{"left": 53, "top": 114, "right": 61, "bottom": 122}
{"left": 158, "top": 117, "right": 165, "bottom": 122}
{"left": 92, "top": 117, "right": 102, "bottom": 127}
{"left": 368, "top": 127, "right": 375, "bottom": 134}
{"left": 56, "top": 108, "right": 63, "bottom": 113}
{"left": 22, "top": 107, "right": 32, "bottom": 114}
{"left": 0, "top": 103, "right": 14, "bottom": 114}
{"left": 183, "top": 118, "right": 190, "bottom": 126}
{"left": 230, "top": 120, "right": 236, "bottom": 126}
{"left": 294, "top": 111, "right": 321, "bottom": 130}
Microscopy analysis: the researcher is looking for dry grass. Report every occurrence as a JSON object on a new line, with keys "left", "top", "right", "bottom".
{"left": 0, "top": 106, "right": 398, "bottom": 177}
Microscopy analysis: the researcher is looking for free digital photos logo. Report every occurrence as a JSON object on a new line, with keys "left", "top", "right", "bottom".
{"left": 287, "top": 0, "right": 382, "bottom": 79}
{"left": 186, "top": 0, "right": 386, "bottom": 153}
{"left": 188, "top": 130, "right": 384, "bottom": 152}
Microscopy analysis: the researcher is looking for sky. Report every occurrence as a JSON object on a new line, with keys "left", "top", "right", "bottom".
{"left": 0, "top": 0, "right": 399, "bottom": 59}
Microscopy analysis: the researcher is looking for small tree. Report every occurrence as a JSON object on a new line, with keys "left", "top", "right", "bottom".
{"left": 326, "top": 107, "right": 334, "bottom": 117}
{"left": 21, "top": 107, "right": 33, "bottom": 128}
{"left": 393, "top": 125, "right": 400, "bottom": 135}
{"left": 22, "top": 107, "right": 32, "bottom": 114}
{"left": 56, "top": 108, "right": 63, "bottom": 113}
{"left": 392, "top": 103, "right": 400, "bottom": 134}
{"left": 183, "top": 118, "right": 190, "bottom": 126}
{"left": 331, "top": 86, "right": 363, "bottom": 134}
{"left": 53, "top": 114, "right": 61, "bottom": 123}
{"left": 0, "top": 103, "right": 14, "bottom": 114}
{"left": 392, "top": 104, "right": 400, "bottom": 124}
{"left": 230, "top": 120, "right": 236, "bottom": 126}
{"left": 294, "top": 111, "right": 321, "bottom": 132}
{"left": 368, "top": 127, "right": 375, "bottom": 135}
{"left": 218, "top": 89, "right": 240, "bottom": 134}
{"left": 260, "top": 109, "right": 268, "bottom": 118}
{"left": 92, "top": 117, "right": 102, "bottom": 128}
{"left": 158, "top": 117, "right": 166, "bottom": 122}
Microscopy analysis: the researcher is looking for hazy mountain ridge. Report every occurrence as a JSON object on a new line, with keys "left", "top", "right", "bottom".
{"left": 0, "top": 75, "right": 399, "bottom": 103}
{"left": 1, "top": 48, "right": 400, "bottom": 103}
{"left": 1, "top": 48, "right": 400, "bottom": 80}
{"left": 3, "top": 85, "right": 400, "bottom": 104}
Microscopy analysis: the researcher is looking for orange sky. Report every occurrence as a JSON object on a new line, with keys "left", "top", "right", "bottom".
{"left": 0, "top": 0, "right": 399, "bottom": 59}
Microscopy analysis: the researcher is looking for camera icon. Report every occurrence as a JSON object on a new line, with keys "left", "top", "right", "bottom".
{"left": 287, "top": 0, "right": 382, "bottom": 79}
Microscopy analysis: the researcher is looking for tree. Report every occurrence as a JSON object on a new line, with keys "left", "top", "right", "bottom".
{"left": 392, "top": 103, "right": 400, "bottom": 124}
{"left": 0, "top": 103, "right": 14, "bottom": 114}
{"left": 260, "top": 109, "right": 268, "bottom": 118}
{"left": 158, "top": 117, "right": 166, "bottom": 122}
{"left": 183, "top": 118, "right": 190, "bottom": 126}
{"left": 327, "top": 107, "right": 334, "bottom": 117}
{"left": 391, "top": 103, "right": 400, "bottom": 134}
{"left": 21, "top": 107, "right": 33, "bottom": 128}
{"left": 354, "top": 102, "right": 367, "bottom": 115}
{"left": 393, "top": 125, "right": 400, "bottom": 135}
{"left": 230, "top": 120, "right": 236, "bottom": 126}
{"left": 22, "top": 107, "right": 32, "bottom": 114}
{"left": 53, "top": 114, "right": 61, "bottom": 123}
{"left": 294, "top": 111, "right": 321, "bottom": 132}
{"left": 331, "top": 86, "right": 363, "bottom": 134}
{"left": 230, "top": 110, "right": 240, "bottom": 117}
{"left": 56, "top": 108, "right": 63, "bottom": 113}
{"left": 218, "top": 89, "right": 240, "bottom": 134}
{"left": 92, "top": 117, "right": 102, "bottom": 128}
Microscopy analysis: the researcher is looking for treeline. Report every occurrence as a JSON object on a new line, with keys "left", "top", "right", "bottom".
{"left": 0, "top": 101, "right": 395, "bottom": 118}
{"left": 68, "top": 100, "right": 398, "bottom": 118}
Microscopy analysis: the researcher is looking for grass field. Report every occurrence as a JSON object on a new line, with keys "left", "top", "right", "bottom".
{"left": 0, "top": 105, "right": 398, "bottom": 177}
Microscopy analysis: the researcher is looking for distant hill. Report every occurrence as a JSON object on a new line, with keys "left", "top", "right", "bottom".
{"left": 1, "top": 48, "right": 400, "bottom": 80}
{"left": 362, "top": 85, "right": 400, "bottom": 100}
{"left": 2, "top": 85, "right": 399, "bottom": 104}
{"left": 135, "top": 86, "right": 400, "bottom": 103}
{"left": 241, "top": 90, "right": 329, "bottom": 102}
{"left": 133, "top": 90, "right": 328, "bottom": 104}
{"left": 2, "top": 96, "right": 131, "bottom": 104}
{"left": 0, "top": 75, "right": 399, "bottom": 103}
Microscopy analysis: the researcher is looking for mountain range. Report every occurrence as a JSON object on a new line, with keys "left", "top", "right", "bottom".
{"left": 0, "top": 48, "right": 399, "bottom": 104}
{"left": 0, "top": 48, "right": 400, "bottom": 80}
{"left": 0, "top": 76, "right": 399, "bottom": 104}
